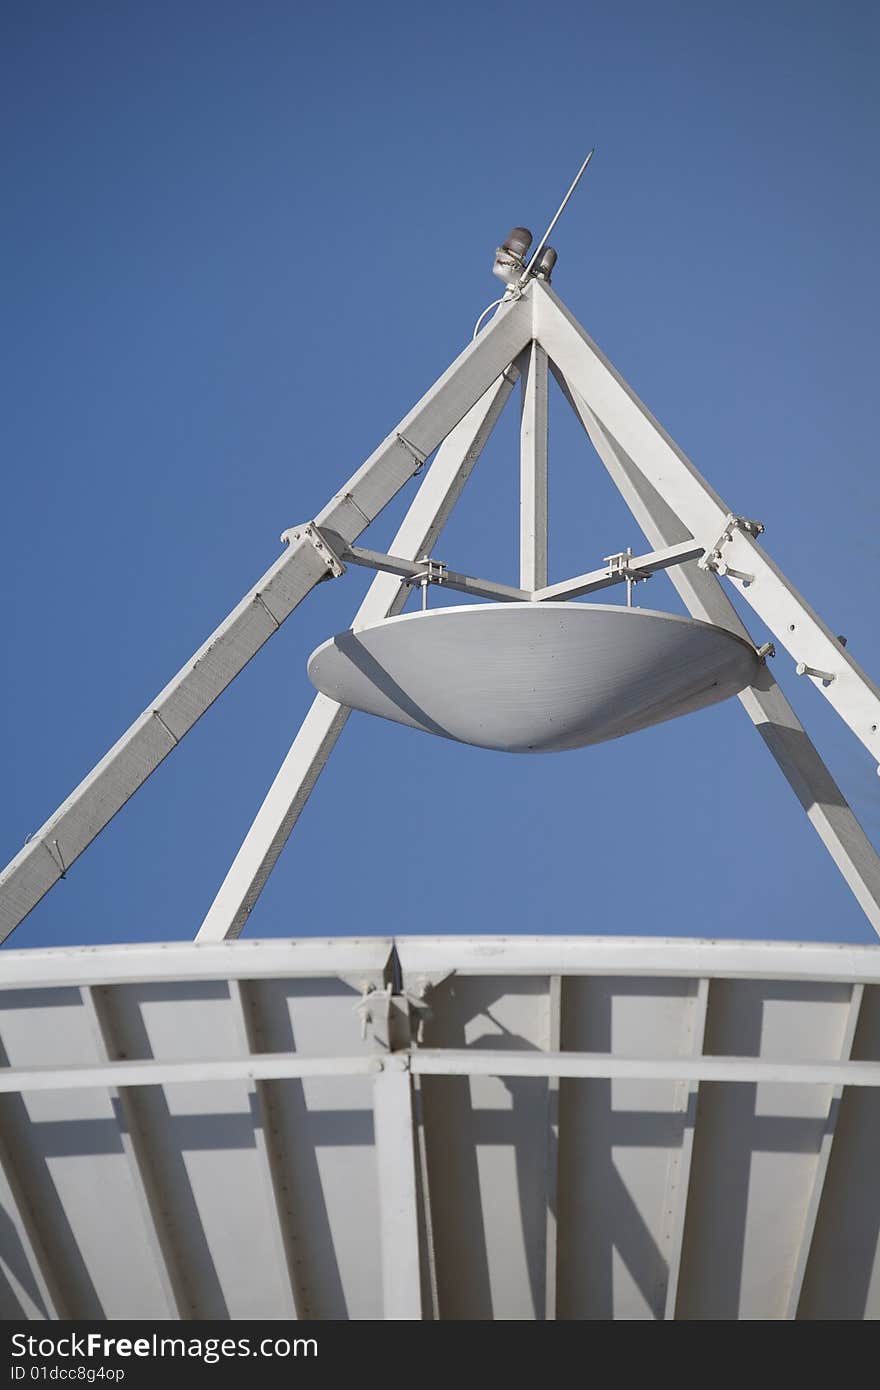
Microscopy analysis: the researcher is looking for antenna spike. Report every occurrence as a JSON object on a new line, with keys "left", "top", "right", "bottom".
{"left": 521, "top": 146, "right": 596, "bottom": 283}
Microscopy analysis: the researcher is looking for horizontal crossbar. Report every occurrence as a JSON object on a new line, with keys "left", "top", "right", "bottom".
{"left": 0, "top": 1054, "right": 381, "bottom": 1093}
{"left": 337, "top": 536, "right": 705, "bottom": 607}
{"left": 409, "top": 1048, "right": 880, "bottom": 1086}
{"left": 534, "top": 539, "right": 705, "bottom": 602}
{"left": 2, "top": 1047, "right": 878, "bottom": 1093}
{"left": 342, "top": 542, "right": 529, "bottom": 602}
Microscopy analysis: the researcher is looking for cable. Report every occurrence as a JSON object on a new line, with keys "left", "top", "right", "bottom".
{"left": 472, "top": 298, "right": 505, "bottom": 340}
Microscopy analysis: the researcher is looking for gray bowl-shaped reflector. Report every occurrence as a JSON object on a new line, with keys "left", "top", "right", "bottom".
{"left": 307, "top": 602, "right": 760, "bottom": 753}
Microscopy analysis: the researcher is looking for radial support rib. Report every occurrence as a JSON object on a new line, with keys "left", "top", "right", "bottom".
{"left": 0, "top": 1130, "right": 64, "bottom": 1319}
{"left": 373, "top": 1060, "right": 423, "bottom": 1320}
{"left": 662, "top": 978, "right": 709, "bottom": 1319}
{"left": 228, "top": 981, "right": 302, "bottom": 1318}
{"left": 784, "top": 983, "right": 864, "bottom": 1318}
{"left": 544, "top": 975, "right": 561, "bottom": 1320}
{"left": 82, "top": 986, "right": 190, "bottom": 1318}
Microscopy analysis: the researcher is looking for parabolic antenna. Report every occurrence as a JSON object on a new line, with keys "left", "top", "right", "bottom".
{"left": 307, "top": 603, "right": 760, "bottom": 752}
{"left": 2, "top": 178, "right": 880, "bottom": 1324}
{"left": 1, "top": 935, "right": 878, "bottom": 1321}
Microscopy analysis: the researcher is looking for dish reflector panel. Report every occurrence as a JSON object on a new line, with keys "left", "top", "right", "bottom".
{"left": 307, "top": 602, "right": 759, "bottom": 752}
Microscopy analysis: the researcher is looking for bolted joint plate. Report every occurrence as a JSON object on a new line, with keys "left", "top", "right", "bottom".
{"left": 280, "top": 523, "right": 346, "bottom": 579}
{"left": 699, "top": 513, "right": 764, "bottom": 575}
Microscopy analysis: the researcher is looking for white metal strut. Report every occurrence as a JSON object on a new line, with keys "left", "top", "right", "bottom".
{"left": 519, "top": 340, "right": 549, "bottom": 590}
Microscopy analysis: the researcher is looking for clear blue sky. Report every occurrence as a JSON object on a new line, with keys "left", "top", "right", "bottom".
{"left": 2, "top": 0, "right": 879, "bottom": 949}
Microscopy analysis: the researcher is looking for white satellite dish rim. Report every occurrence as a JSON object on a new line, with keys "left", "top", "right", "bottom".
{"left": 322, "top": 598, "right": 762, "bottom": 647}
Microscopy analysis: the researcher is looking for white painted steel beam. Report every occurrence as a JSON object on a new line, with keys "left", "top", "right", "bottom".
{"left": 229, "top": 982, "right": 301, "bottom": 1318}
{"left": 662, "top": 978, "right": 709, "bottom": 1319}
{"left": 5, "top": 1048, "right": 880, "bottom": 1095}
{"left": 0, "top": 295, "right": 533, "bottom": 945}
{"left": 0, "top": 1132, "right": 64, "bottom": 1319}
{"left": 393, "top": 936, "right": 880, "bottom": 985}
{"left": 0, "top": 1054, "right": 380, "bottom": 1093}
{"left": 82, "top": 987, "right": 188, "bottom": 1318}
{"left": 520, "top": 341, "right": 549, "bottom": 590}
{"left": 3, "top": 936, "right": 879, "bottom": 997}
{"left": 0, "top": 938, "right": 393, "bottom": 990}
{"left": 373, "top": 1058, "right": 423, "bottom": 1320}
{"left": 533, "top": 540, "right": 704, "bottom": 603}
{"left": 544, "top": 975, "right": 561, "bottom": 1321}
{"left": 409, "top": 1050, "right": 880, "bottom": 1087}
{"left": 197, "top": 370, "right": 519, "bottom": 941}
{"left": 552, "top": 368, "right": 880, "bottom": 939}
{"left": 783, "top": 983, "right": 865, "bottom": 1319}
{"left": 412, "top": 1073, "right": 440, "bottom": 1320}
{"left": 339, "top": 543, "right": 528, "bottom": 603}
{"left": 196, "top": 692, "right": 351, "bottom": 942}
{"left": 535, "top": 279, "right": 880, "bottom": 763}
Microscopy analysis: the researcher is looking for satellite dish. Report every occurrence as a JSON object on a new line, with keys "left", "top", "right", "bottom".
{"left": 0, "top": 154, "right": 879, "bottom": 1324}
{"left": 307, "top": 602, "right": 760, "bottom": 752}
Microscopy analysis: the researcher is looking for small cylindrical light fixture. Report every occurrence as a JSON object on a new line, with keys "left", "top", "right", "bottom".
{"left": 503, "top": 227, "right": 532, "bottom": 260}
{"left": 535, "top": 246, "right": 558, "bottom": 282}
{"left": 492, "top": 226, "right": 533, "bottom": 284}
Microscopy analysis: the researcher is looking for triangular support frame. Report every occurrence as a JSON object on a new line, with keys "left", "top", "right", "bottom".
{"left": 2, "top": 278, "right": 880, "bottom": 944}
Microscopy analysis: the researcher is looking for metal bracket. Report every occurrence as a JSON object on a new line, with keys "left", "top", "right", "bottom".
{"left": 279, "top": 523, "right": 346, "bottom": 579}
{"left": 46, "top": 838, "right": 67, "bottom": 880}
{"left": 354, "top": 983, "right": 432, "bottom": 1047}
{"left": 354, "top": 986, "right": 379, "bottom": 1042}
{"left": 407, "top": 557, "right": 448, "bottom": 611}
{"left": 603, "top": 548, "right": 650, "bottom": 607}
{"left": 698, "top": 513, "right": 764, "bottom": 576}
{"left": 604, "top": 549, "right": 632, "bottom": 576}
{"left": 406, "top": 557, "right": 447, "bottom": 589}
{"left": 403, "top": 988, "right": 433, "bottom": 1044}
{"left": 603, "top": 548, "right": 651, "bottom": 582}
